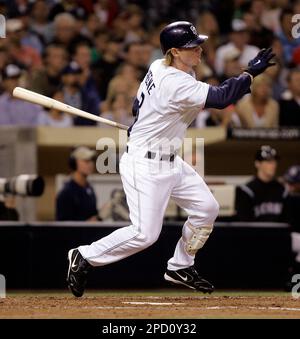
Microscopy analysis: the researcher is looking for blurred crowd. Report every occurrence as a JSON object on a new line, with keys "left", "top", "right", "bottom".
{"left": 0, "top": 0, "right": 299, "bottom": 128}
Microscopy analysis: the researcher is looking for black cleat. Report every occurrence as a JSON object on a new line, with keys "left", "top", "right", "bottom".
{"left": 67, "top": 248, "right": 92, "bottom": 297}
{"left": 164, "top": 266, "right": 214, "bottom": 293}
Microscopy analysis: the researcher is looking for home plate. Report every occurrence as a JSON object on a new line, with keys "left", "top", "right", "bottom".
{"left": 122, "top": 302, "right": 185, "bottom": 306}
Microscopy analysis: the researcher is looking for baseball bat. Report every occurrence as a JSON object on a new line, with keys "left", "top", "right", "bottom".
{"left": 12, "top": 87, "right": 129, "bottom": 130}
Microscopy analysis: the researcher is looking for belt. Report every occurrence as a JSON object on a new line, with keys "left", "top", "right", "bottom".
{"left": 126, "top": 146, "right": 176, "bottom": 162}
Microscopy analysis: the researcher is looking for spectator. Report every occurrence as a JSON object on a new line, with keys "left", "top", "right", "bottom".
{"left": 71, "top": 7, "right": 89, "bottom": 39}
{"left": 6, "top": 0, "right": 31, "bottom": 18}
{"left": 243, "top": 10, "right": 274, "bottom": 49}
{"left": 91, "top": 29, "right": 109, "bottom": 63}
{"left": 235, "top": 145, "right": 287, "bottom": 222}
{"left": 0, "top": 196, "right": 19, "bottom": 221}
{"left": 264, "top": 58, "right": 286, "bottom": 101}
{"left": 261, "top": 0, "right": 286, "bottom": 34}
{"left": 279, "top": 68, "right": 300, "bottom": 127}
{"left": 0, "top": 64, "right": 45, "bottom": 126}
{"left": 51, "top": 12, "right": 77, "bottom": 49}
{"left": 124, "top": 41, "right": 150, "bottom": 76}
{"left": 195, "top": 75, "right": 240, "bottom": 128}
{"left": 29, "top": 0, "right": 53, "bottom": 45}
{"left": 73, "top": 42, "right": 101, "bottom": 102}
{"left": 123, "top": 5, "right": 146, "bottom": 44}
{"left": 29, "top": 44, "right": 68, "bottom": 97}
{"left": 110, "top": 11, "right": 130, "bottom": 41}
{"left": 196, "top": 11, "right": 221, "bottom": 69}
{"left": 268, "top": 36, "right": 290, "bottom": 95}
{"left": 60, "top": 61, "right": 100, "bottom": 126}
{"left": 56, "top": 146, "right": 99, "bottom": 221}
{"left": 218, "top": 47, "right": 243, "bottom": 83}
{"left": 140, "top": 42, "right": 153, "bottom": 71}
{"left": 283, "top": 165, "right": 300, "bottom": 284}
{"left": 51, "top": 12, "right": 91, "bottom": 53}
{"left": 105, "top": 63, "right": 140, "bottom": 105}
{"left": 37, "top": 90, "right": 73, "bottom": 127}
{"left": 148, "top": 24, "right": 165, "bottom": 64}
{"left": 276, "top": 7, "right": 300, "bottom": 66}
{"left": 81, "top": 13, "right": 104, "bottom": 40}
{"left": 284, "top": 165, "right": 300, "bottom": 230}
{"left": 271, "top": 36, "right": 286, "bottom": 66}
{"left": 93, "top": 0, "right": 119, "bottom": 27}
{"left": 0, "top": 46, "right": 9, "bottom": 84}
{"left": 215, "top": 19, "right": 259, "bottom": 76}
{"left": 100, "top": 92, "right": 134, "bottom": 128}
{"left": 16, "top": 9, "right": 45, "bottom": 55}
{"left": 236, "top": 74, "right": 279, "bottom": 128}
{"left": 92, "top": 36, "right": 123, "bottom": 100}
{"left": 5, "top": 19, "right": 42, "bottom": 70}
{"left": 100, "top": 188, "right": 130, "bottom": 221}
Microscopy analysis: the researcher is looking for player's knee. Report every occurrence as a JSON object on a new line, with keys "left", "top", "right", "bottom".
{"left": 136, "top": 231, "right": 159, "bottom": 249}
{"left": 206, "top": 196, "right": 219, "bottom": 220}
{"left": 191, "top": 196, "right": 219, "bottom": 226}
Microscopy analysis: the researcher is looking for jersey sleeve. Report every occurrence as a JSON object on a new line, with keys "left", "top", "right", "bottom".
{"left": 205, "top": 73, "right": 252, "bottom": 109}
{"left": 163, "top": 73, "right": 210, "bottom": 112}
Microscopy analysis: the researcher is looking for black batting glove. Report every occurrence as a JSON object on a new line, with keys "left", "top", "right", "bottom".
{"left": 245, "top": 48, "right": 276, "bottom": 78}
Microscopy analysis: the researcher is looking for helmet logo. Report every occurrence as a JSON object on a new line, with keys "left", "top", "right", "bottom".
{"left": 190, "top": 25, "right": 197, "bottom": 35}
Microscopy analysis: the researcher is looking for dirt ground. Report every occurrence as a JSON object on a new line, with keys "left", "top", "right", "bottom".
{"left": 0, "top": 290, "right": 300, "bottom": 319}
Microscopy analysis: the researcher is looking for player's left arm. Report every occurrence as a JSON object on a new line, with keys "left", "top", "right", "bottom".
{"left": 205, "top": 48, "right": 276, "bottom": 109}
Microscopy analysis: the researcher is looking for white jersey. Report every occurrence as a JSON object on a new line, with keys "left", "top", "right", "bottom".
{"left": 127, "top": 59, "right": 209, "bottom": 152}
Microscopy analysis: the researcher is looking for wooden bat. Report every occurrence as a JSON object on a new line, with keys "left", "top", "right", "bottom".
{"left": 12, "top": 87, "right": 129, "bottom": 130}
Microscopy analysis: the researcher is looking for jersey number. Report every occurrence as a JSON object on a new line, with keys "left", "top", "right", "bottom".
{"left": 127, "top": 92, "right": 145, "bottom": 137}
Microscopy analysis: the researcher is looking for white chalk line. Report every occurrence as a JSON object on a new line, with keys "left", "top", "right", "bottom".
{"left": 8, "top": 305, "right": 300, "bottom": 312}
{"left": 122, "top": 302, "right": 185, "bottom": 305}
{"left": 204, "top": 306, "right": 300, "bottom": 312}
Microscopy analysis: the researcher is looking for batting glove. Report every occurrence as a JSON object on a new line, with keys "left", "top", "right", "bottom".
{"left": 244, "top": 48, "right": 276, "bottom": 78}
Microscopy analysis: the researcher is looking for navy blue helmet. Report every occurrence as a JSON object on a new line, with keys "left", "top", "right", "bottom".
{"left": 160, "top": 21, "right": 208, "bottom": 55}
{"left": 284, "top": 165, "right": 300, "bottom": 184}
{"left": 255, "top": 145, "right": 279, "bottom": 162}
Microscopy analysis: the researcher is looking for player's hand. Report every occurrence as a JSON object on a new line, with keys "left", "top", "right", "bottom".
{"left": 245, "top": 48, "right": 276, "bottom": 77}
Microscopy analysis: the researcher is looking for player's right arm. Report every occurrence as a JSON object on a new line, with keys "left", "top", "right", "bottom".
{"left": 205, "top": 48, "right": 275, "bottom": 109}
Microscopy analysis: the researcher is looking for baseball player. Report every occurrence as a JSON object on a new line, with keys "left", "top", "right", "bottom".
{"left": 235, "top": 145, "right": 287, "bottom": 222}
{"left": 67, "top": 21, "right": 275, "bottom": 297}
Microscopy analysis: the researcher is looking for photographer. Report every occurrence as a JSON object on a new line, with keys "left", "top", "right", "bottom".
{"left": 0, "top": 195, "right": 19, "bottom": 221}
{"left": 0, "top": 175, "right": 43, "bottom": 221}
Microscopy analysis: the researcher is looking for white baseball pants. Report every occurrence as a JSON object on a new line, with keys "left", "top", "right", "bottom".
{"left": 78, "top": 148, "right": 219, "bottom": 270}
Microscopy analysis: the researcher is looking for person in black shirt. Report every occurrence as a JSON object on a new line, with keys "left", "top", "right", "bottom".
{"left": 56, "top": 146, "right": 99, "bottom": 221}
{"left": 0, "top": 196, "right": 19, "bottom": 221}
{"left": 284, "top": 165, "right": 300, "bottom": 231}
{"left": 235, "top": 145, "right": 287, "bottom": 222}
{"left": 92, "top": 37, "right": 123, "bottom": 100}
{"left": 283, "top": 165, "right": 300, "bottom": 285}
{"left": 279, "top": 68, "right": 300, "bottom": 127}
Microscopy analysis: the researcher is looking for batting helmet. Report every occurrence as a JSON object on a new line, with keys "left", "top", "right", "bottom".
{"left": 160, "top": 21, "right": 208, "bottom": 55}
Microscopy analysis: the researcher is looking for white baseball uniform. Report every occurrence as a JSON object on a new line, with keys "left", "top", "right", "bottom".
{"left": 79, "top": 59, "right": 219, "bottom": 271}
